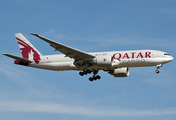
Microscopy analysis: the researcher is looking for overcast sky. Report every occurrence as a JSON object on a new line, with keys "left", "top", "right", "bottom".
{"left": 1, "top": 0, "right": 176, "bottom": 120}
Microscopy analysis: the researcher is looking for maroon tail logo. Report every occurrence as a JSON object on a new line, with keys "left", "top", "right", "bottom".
{"left": 17, "top": 37, "right": 41, "bottom": 64}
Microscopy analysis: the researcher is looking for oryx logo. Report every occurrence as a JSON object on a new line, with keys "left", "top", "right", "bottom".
{"left": 17, "top": 37, "right": 41, "bottom": 64}
{"left": 103, "top": 58, "right": 107, "bottom": 62}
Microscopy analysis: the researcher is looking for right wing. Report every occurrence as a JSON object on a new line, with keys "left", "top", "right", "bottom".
{"left": 30, "top": 33, "right": 95, "bottom": 61}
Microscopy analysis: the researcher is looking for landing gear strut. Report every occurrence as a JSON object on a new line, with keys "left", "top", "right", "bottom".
{"left": 155, "top": 64, "right": 162, "bottom": 74}
{"left": 88, "top": 71, "right": 101, "bottom": 82}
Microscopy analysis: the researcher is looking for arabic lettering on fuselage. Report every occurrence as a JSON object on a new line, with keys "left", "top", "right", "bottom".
{"left": 95, "top": 53, "right": 107, "bottom": 56}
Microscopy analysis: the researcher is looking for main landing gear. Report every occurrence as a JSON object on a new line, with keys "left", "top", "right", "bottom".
{"left": 79, "top": 70, "right": 101, "bottom": 82}
{"left": 89, "top": 75, "right": 101, "bottom": 82}
{"left": 155, "top": 64, "right": 162, "bottom": 74}
{"left": 79, "top": 69, "right": 91, "bottom": 76}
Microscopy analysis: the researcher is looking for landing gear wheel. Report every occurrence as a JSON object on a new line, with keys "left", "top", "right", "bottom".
{"left": 89, "top": 77, "right": 93, "bottom": 82}
{"left": 83, "top": 71, "right": 87, "bottom": 75}
{"left": 155, "top": 70, "right": 159, "bottom": 74}
{"left": 79, "top": 72, "right": 84, "bottom": 76}
{"left": 96, "top": 75, "right": 101, "bottom": 79}
{"left": 87, "top": 70, "right": 91, "bottom": 74}
{"left": 92, "top": 76, "right": 95, "bottom": 80}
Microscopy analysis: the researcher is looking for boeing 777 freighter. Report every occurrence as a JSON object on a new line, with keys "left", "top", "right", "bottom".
{"left": 3, "top": 33, "right": 173, "bottom": 81}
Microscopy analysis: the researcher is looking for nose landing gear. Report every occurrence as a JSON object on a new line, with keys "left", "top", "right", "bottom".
{"left": 155, "top": 64, "right": 162, "bottom": 74}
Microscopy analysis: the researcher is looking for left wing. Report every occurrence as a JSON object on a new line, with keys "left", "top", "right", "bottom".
{"left": 30, "top": 33, "right": 95, "bottom": 61}
{"left": 2, "top": 53, "right": 32, "bottom": 63}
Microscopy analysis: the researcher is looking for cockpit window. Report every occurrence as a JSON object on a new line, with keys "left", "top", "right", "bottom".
{"left": 164, "top": 53, "right": 170, "bottom": 55}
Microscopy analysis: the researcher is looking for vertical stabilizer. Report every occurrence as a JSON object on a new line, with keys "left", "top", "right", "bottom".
{"left": 15, "top": 33, "right": 42, "bottom": 64}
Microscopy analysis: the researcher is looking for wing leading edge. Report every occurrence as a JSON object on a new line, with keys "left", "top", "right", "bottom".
{"left": 30, "top": 33, "right": 95, "bottom": 61}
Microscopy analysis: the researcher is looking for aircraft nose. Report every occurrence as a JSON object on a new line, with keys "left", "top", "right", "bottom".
{"left": 170, "top": 56, "right": 174, "bottom": 61}
{"left": 164, "top": 56, "right": 174, "bottom": 62}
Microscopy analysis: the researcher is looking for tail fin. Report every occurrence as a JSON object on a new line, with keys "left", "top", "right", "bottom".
{"left": 15, "top": 33, "right": 42, "bottom": 64}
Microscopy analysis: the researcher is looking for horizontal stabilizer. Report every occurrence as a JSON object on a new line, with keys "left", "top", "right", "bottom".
{"left": 2, "top": 53, "right": 32, "bottom": 63}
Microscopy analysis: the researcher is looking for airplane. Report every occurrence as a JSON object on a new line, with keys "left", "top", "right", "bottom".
{"left": 3, "top": 33, "right": 174, "bottom": 81}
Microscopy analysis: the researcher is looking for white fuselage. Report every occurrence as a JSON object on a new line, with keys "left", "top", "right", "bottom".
{"left": 28, "top": 50, "right": 173, "bottom": 71}
{"left": 4, "top": 33, "right": 173, "bottom": 81}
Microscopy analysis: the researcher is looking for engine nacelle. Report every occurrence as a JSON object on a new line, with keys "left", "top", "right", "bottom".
{"left": 94, "top": 56, "right": 112, "bottom": 67}
{"left": 109, "top": 67, "right": 129, "bottom": 77}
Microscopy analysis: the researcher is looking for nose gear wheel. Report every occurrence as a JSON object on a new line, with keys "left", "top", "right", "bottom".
{"left": 155, "top": 70, "right": 159, "bottom": 74}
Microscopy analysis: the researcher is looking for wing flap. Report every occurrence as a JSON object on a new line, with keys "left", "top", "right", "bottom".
{"left": 2, "top": 53, "right": 32, "bottom": 63}
{"left": 30, "top": 33, "right": 95, "bottom": 60}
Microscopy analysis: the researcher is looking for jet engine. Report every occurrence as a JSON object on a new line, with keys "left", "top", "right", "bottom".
{"left": 94, "top": 56, "right": 113, "bottom": 67}
{"left": 109, "top": 67, "right": 129, "bottom": 77}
